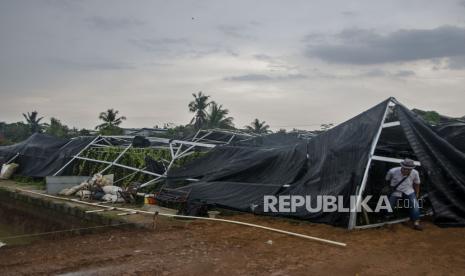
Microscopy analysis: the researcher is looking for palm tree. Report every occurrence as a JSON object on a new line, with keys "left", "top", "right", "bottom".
{"left": 188, "top": 91, "right": 211, "bottom": 129}
{"left": 245, "top": 118, "right": 270, "bottom": 134}
{"left": 206, "top": 102, "right": 234, "bottom": 129}
{"left": 95, "top": 109, "right": 126, "bottom": 130}
{"left": 22, "top": 111, "right": 45, "bottom": 133}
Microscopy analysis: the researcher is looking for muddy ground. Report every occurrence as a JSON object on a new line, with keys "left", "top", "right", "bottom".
{"left": 1, "top": 214, "right": 465, "bottom": 276}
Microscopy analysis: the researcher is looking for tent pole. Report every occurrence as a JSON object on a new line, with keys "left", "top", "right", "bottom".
{"left": 52, "top": 135, "right": 101, "bottom": 176}
{"left": 74, "top": 156, "right": 162, "bottom": 177}
{"left": 192, "top": 129, "right": 201, "bottom": 141}
{"left": 6, "top": 153, "right": 20, "bottom": 164}
{"left": 98, "top": 143, "right": 132, "bottom": 175}
{"left": 113, "top": 167, "right": 146, "bottom": 184}
{"left": 348, "top": 100, "right": 394, "bottom": 229}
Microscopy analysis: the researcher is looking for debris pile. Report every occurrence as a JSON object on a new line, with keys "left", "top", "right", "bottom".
{"left": 0, "top": 163, "right": 18, "bottom": 180}
{"left": 58, "top": 174, "right": 134, "bottom": 203}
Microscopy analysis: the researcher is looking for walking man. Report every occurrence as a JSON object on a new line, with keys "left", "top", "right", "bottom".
{"left": 385, "top": 158, "right": 423, "bottom": 230}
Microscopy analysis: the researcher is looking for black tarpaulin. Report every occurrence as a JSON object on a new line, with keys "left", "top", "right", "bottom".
{"left": 435, "top": 122, "right": 465, "bottom": 153}
{"left": 170, "top": 100, "right": 390, "bottom": 226}
{"left": 272, "top": 100, "right": 388, "bottom": 226}
{"left": 170, "top": 142, "right": 308, "bottom": 184}
{"left": 0, "top": 133, "right": 94, "bottom": 177}
{"left": 183, "top": 130, "right": 252, "bottom": 144}
{"left": 397, "top": 105, "right": 465, "bottom": 226}
{"left": 234, "top": 132, "right": 305, "bottom": 147}
{"left": 182, "top": 181, "right": 282, "bottom": 210}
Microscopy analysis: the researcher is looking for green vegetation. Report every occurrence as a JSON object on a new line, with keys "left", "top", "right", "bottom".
{"left": 10, "top": 175, "right": 46, "bottom": 189}
{"left": 245, "top": 118, "right": 270, "bottom": 134}
{"left": 420, "top": 111, "right": 441, "bottom": 125}
{"left": 95, "top": 108, "right": 126, "bottom": 135}
{"left": 3, "top": 94, "right": 464, "bottom": 147}
{"left": 188, "top": 92, "right": 236, "bottom": 130}
{"left": 205, "top": 102, "right": 234, "bottom": 129}
{"left": 70, "top": 147, "right": 204, "bottom": 189}
{"left": 188, "top": 91, "right": 212, "bottom": 129}
{"left": 45, "top": 117, "right": 71, "bottom": 138}
{"left": 23, "top": 111, "right": 46, "bottom": 133}
{"left": 0, "top": 122, "right": 30, "bottom": 145}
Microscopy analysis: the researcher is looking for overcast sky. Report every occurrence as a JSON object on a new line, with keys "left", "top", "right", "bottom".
{"left": 1, "top": 0, "right": 465, "bottom": 130}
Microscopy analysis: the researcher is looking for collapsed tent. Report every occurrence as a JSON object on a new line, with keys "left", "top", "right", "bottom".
{"left": 0, "top": 133, "right": 94, "bottom": 177}
{"left": 0, "top": 133, "right": 228, "bottom": 188}
{"left": 397, "top": 107, "right": 465, "bottom": 226}
{"left": 169, "top": 98, "right": 465, "bottom": 228}
{"left": 233, "top": 132, "right": 308, "bottom": 147}
{"left": 183, "top": 129, "right": 255, "bottom": 145}
{"left": 1, "top": 98, "right": 464, "bottom": 229}
{"left": 434, "top": 122, "right": 465, "bottom": 153}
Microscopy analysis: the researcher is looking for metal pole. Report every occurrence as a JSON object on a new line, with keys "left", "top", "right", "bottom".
{"left": 113, "top": 167, "right": 146, "bottom": 184}
{"left": 6, "top": 153, "right": 20, "bottom": 164}
{"left": 348, "top": 100, "right": 394, "bottom": 229}
{"left": 53, "top": 136, "right": 101, "bottom": 176}
{"left": 73, "top": 156, "right": 163, "bottom": 177}
{"left": 139, "top": 177, "right": 164, "bottom": 188}
{"left": 98, "top": 143, "right": 132, "bottom": 174}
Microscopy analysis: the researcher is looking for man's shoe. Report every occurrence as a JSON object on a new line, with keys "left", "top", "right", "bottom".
{"left": 384, "top": 214, "right": 395, "bottom": 220}
{"left": 413, "top": 223, "right": 423, "bottom": 231}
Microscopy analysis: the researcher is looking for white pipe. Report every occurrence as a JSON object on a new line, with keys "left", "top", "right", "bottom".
{"left": 98, "top": 143, "right": 133, "bottom": 174}
{"left": 348, "top": 99, "right": 393, "bottom": 229}
{"left": 6, "top": 153, "right": 20, "bottom": 164}
{"left": 53, "top": 136, "right": 101, "bottom": 176}
{"left": 14, "top": 188, "right": 346, "bottom": 247}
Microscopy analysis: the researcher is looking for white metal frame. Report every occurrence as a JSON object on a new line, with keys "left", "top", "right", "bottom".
{"left": 348, "top": 98, "right": 422, "bottom": 229}
{"left": 5, "top": 152, "right": 20, "bottom": 164}
{"left": 52, "top": 131, "right": 249, "bottom": 189}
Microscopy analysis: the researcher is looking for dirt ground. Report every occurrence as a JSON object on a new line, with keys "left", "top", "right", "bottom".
{"left": 1, "top": 214, "right": 465, "bottom": 276}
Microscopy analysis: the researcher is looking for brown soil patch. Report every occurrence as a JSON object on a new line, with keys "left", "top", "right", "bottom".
{"left": 1, "top": 214, "right": 464, "bottom": 276}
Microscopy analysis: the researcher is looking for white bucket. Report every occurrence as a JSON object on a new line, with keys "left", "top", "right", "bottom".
{"left": 207, "top": 211, "right": 220, "bottom": 218}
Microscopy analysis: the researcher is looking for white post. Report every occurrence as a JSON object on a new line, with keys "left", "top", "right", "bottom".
{"left": 73, "top": 156, "right": 162, "bottom": 177}
{"left": 6, "top": 153, "right": 20, "bottom": 164}
{"left": 98, "top": 143, "right": 132, "bottom": 174}
{"left": 53, "top": 136, "right": 101, "bottom": 176}
{"left": 348, "top": 100, "right": 394, "bottom": 229}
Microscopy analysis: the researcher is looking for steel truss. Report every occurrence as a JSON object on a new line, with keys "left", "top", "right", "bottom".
{"left": 53, "top": 134, "right": 222, "bottom": 189}
{"left": 348, "top": 98, "right": 423, "bottom": 229}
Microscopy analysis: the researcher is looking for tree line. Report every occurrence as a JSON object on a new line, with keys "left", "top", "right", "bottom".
{"left": 187, "top": 91, "right": 270, "bottom": 133}
{"left": 0, "top": 92, "right": 271, "bottom": 145}
{"left": 3, "top": 92, "right": 454, "bottom": 145}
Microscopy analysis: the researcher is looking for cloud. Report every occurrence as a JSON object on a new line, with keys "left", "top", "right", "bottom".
{"left": 253, "top": 54, "right": 273, "bottom": 61}
{"left": 129, "top": 38, "right": 190, "bottom": 52}
{"left": 306, "top": 26, "right": 465, "bottom": 64}
{"left": 129, "top": 37, "right": 227, "bottom": 58}
{"left": 49, "top": 58, "right": 136, "bottom": 70}
{"left": 360, "top": 69, "right": 415, "bottom": 78}
{"left": 447, "top": 55, "right": 465, "bottom": 69}
{"left": 341, "top": 11, "right": 358, "bottom": 17}
{"left": 362, "top": 68, "right": 388, "bottom": 77}
{"left": 224, "top": 73, "right": 306, "bottom": 81}
{"left": 252, "top": 54, "right": 299, "bottom": 72}
{"left": 393, "top": 70, "right": 415, "bottom": 77}
{"left": 85, "top": 16, "right": 145, "bottom": 30}
{"left": 218, "top": 24, "right": 254, "bottom": 39}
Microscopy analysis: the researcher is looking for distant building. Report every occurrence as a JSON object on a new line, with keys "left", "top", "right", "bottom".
{"left": 122, "top": 128, "right": 167, "bottom": 137}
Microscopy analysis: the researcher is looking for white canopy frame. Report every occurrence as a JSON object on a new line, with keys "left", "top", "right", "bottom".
{"left": 348, "top": 98, "right": 423, "bottom": 229}
{"left": 51, "top": 131, "right": 250, "bottom": 189}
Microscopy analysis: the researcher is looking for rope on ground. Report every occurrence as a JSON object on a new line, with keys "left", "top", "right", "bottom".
{"left": 0, "top": 222, "right": 134, "bottom": 240}
{"left": 14, "top": 188, "right": 347, "bottom": 247}
{"left": 0, "top": 222, "right": 136, "bottom": 241}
